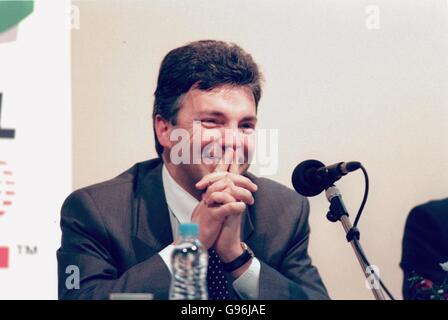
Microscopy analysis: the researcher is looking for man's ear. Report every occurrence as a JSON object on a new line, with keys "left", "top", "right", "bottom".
{"left": 154, "top": 114, "right": 173, "bottom": 149}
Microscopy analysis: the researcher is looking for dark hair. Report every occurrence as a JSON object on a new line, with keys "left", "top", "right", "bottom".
{"left": 152, "top": 40, "right": 263, "bottom": 156}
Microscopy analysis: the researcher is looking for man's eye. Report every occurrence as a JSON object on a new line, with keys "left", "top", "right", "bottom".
{"left": 240, "top": 123, "right": 255, "bottom": 130}
{"left": 201, "top": 119, "right": 219, "bottom": 125}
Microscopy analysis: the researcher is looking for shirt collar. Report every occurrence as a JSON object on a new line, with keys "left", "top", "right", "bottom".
{"left": 162, "top": 164, "right": 199, "bottom": 223}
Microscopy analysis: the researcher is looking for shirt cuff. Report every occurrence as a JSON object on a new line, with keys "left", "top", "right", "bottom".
{"left": 232, "top": 257, "right": 261, "bottom": 300}
{"left": 158, "top": 244, "right": 175, "bottom": 275}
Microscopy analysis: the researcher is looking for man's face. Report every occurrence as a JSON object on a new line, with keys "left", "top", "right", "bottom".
{"left": 165, "top": 85, "right": 257, "bottom": 183}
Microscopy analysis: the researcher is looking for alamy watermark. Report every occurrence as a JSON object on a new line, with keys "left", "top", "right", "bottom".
{"left": 365, "top": 264, "right": 381, "bottom": 290}
{"left": 168, "top": 121, "right": 279, "bottom": 176}
{"left": 365, "top": 5, "right": 380, "bottom": 30}
{"left": 67, "top": 4, "right": 80, "bottom": 30}
{"left": 65, "top": 265, "right": 80, "bottom": 290}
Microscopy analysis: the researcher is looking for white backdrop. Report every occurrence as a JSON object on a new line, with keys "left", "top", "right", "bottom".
{"left": 0, "top": 0, "right": 71, "bottom": 299}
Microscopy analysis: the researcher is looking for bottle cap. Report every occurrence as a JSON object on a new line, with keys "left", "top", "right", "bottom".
{"left": 179, "top": 223, "right": 199, "bottom": 237}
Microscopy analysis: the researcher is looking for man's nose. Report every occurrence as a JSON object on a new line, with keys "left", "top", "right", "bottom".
{"left": 221, "top": 127, "right": 244, "bottom": 151}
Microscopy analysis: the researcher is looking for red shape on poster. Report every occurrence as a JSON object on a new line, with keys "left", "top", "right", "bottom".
{"left": 0, "top": 247, "right": 9, "bottom": 268}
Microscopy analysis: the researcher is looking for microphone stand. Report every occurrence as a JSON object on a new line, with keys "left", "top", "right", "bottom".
{"left": 325, "top": 186, "right": 386, "bottom": 300}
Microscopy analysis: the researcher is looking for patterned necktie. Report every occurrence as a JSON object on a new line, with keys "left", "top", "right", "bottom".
{"left": 207, "top": 248, "right": 230, "bottom": 300}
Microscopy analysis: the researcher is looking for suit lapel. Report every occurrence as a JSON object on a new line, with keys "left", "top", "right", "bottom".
{"left": 241, "top": 171, "right": 257, "bottom": 242}
{"left": 241, "top": 205, "right": 255, "bottom": 242}
{"left": 132, "top": 159, "right": 174, "bottom": 262}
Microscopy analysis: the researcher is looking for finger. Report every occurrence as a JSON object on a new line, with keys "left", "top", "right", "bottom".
{"left": 213, "top": 148, "right": 234, "bottom": 173}
{"left": 205, "top": 191, "right": 237, "bottom": 207}
{"left": 196, "top": 172, "right": 257, "bottom": 192}
{"left": 228, "top": 185, "right": 255, "bottom": 205}
{"left": 203, "top": 179, "right": 232, "bottom": 196}
{"left": 230, "top": 148, "right": 239, "bottom": 174}
{"left": 213, "top": 201, "right": 246, "bottom": 218}
{"left": 196, "top": 171, "right": 228, "bottom": 190}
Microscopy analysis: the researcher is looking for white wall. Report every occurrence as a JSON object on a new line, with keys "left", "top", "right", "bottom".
{"left": 72, "top": 0, "right": 448, "bottom": 299}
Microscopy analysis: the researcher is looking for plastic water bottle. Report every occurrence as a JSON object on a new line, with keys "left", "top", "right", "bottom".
{"left": 169, "top": 223, "right": 208, "bottom": 300}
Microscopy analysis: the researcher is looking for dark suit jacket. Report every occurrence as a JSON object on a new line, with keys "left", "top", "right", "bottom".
{"left": 400, "top": 198, "right": 448, "bottom": 299}
{"left": 57, "top": 158, "right": 329, "bottom": 300}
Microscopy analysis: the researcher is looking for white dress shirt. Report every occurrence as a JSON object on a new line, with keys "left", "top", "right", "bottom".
{"left": 159, "top": 164, "right": 261, "bottom": 300}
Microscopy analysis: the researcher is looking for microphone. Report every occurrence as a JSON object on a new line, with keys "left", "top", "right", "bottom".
{"left": 291, "top": 159, "right": 361, "bottom": 197}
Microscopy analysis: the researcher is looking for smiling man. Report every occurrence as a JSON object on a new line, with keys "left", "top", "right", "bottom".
{"left": 57, "top": 40, "right": 329, "bottom": 300}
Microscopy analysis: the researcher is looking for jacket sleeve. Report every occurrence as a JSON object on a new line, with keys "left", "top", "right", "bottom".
{"left": 400, "top": 203, "right": 448, "bottom": 300}
{"left": 258, "top": 197, "right": 330, "bottom": 300}
{"left": 57, "top": 189, "right": 171, "bottom": 300}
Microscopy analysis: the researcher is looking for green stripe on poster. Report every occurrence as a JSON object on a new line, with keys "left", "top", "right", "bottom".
{"left": 0, "top": 0, "right": 34, "bottom": 33}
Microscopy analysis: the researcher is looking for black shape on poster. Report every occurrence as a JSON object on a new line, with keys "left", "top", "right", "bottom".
{"left": 0, "top": 93, "right": 16, "bottom": 139}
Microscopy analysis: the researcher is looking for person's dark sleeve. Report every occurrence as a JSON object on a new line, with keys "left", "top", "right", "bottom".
{"left": 57, "top": 190, "right": 171, "bottom": 300}
{"left": 400, "top": 204, "right": 446, "bottom": 300}
{"left": 258, "top": 197, "right": 330, "bottom": 300}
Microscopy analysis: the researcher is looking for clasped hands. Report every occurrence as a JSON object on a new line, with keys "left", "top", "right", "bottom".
{"left": 191, "top": 148, "right": 257, "bottom": 264}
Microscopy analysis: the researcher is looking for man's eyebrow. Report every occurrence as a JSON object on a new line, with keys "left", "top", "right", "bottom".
{"left": 198, "top": 111, "right": 257, "bottom": 122}
{"left": 240, "top": 115, "right": 257, "bottom": 122}
{"left": 199, "top": 111, "right": 226, "bottom": 118}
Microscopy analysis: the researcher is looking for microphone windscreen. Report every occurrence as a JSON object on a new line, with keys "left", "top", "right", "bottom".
{"left": 292, "top": 159, "right": 325, "bottom": 197}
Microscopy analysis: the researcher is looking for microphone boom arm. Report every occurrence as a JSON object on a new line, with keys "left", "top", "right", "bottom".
{"left": 325, "top": 186, "right": 386, "bottom": 300}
